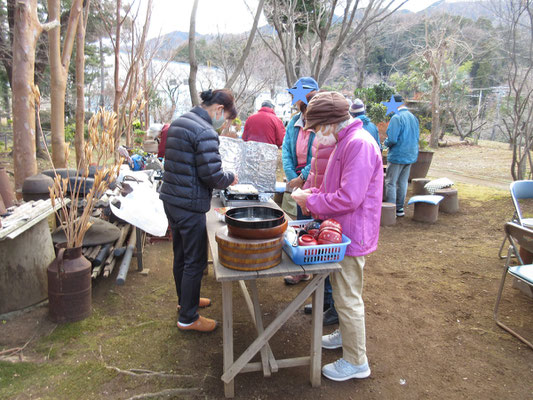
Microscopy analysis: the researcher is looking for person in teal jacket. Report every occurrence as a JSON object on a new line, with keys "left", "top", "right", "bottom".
{"left": 281, "top": 76, "right": 319, "bottom": 220}
{"left": 282, "top": 113, "right": 315, "bottom": 183}
{"left": 383, "top": 94, "right": 419, "bottom": 217}
{"left": 282, "top": 76, "right": 319, "bottom": 286}
{"left": 349, "top": 99, "right": 381, "bottom": 151}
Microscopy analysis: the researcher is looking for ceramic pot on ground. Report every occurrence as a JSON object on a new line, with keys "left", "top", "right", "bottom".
{"left": 0, "top": 194, "right": 6, "bottom": 216}
{"left": 47, "top": 244, "right": 92, "bottom": 323}
{"left": 0, "top": 167, "right": 15, "bottom": 208}
{"left": 409, "top": 150, "right": 434, "bottom": 181}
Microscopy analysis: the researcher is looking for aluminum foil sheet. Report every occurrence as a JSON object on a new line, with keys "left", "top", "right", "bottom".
{"left": 219, "top": 137, "right": 278, "bottom": 193}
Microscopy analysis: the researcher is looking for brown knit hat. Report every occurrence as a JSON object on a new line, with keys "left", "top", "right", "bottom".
{"left": 304, "top": 91, "right": 350, "bottom": 131}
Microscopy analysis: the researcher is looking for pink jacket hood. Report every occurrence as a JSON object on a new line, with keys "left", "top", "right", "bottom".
{"left": 306, "top": 119, "right": 383, "bottom": 256}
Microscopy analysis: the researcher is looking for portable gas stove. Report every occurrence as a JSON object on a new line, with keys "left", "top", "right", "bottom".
{"left": 221, "top": 184, "right": 261, "bottom": 207}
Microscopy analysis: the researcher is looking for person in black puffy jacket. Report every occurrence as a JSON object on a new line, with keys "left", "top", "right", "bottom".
{"left": 160, "top": 89, "right": 238, "bottom": 332}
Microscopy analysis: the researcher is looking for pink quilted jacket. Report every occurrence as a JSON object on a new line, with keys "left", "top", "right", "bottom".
{"left": 303, "top": 141, "right": 336, "bottom": 190}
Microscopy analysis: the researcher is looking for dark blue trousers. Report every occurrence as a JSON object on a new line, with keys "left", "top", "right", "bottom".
{"left": 163, "top": 202, "right": 207, "bottom": 324}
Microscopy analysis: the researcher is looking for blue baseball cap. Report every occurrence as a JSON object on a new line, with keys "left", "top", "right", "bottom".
{"left": 292, "top": 76, "right": 319, "bottom": 91}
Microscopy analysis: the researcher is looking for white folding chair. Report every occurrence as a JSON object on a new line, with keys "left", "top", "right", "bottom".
{"left": 498, "top": 180, "right": 533, "bottom": 258}
{"left": 494, "top": 222, "right": 533, "bottom": 349}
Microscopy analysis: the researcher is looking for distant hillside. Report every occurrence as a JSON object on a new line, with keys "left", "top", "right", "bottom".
{"left": 146, "top": 31, "right": 208, "bottom": 57}
{"left": 418, "top": 0, "right": 496, "bottom": 20}
{"left": 147, "top": 1, "right": 495, "bottom": 59}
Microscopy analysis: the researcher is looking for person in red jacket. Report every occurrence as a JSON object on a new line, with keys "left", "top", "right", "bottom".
{"left": 242, "top": 100, "right": 285, "bottom": 148}
{"left": 157, "top": 123, "right": 170, "bottom": 158}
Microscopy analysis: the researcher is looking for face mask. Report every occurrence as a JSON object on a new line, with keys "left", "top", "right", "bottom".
{"left": 212, "top": 108, "right": 225, "bottom": 130}
{"left": 315, "top": 126, "right": 337, "bottom": 146}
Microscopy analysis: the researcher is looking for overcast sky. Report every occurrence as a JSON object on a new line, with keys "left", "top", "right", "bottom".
{"left": 143, "top": 0, "right": 442, "bottom": 38}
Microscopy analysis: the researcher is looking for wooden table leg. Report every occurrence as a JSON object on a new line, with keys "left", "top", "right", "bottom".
{"left": 238, "top": 280, "right": 278, "bottom": 373}
{"left": 222, "top": 281, "right": 234, "bottom": 398}
{"left": 221, "top": 274, "right": 325, "bottom": 384}
{"left": 310, "top": 274, "right": 325, "bottom": 387}
{"left": 248, "top": 280, "right": 272, "bottom": 377}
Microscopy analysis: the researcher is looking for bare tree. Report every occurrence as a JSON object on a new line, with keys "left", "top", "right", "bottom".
{"left": 262, "top": 0, "right": 407, "bottom": 87}
{"left": 113, "top": 0, "right": 123, "bottom": 115}
{"left": 11, "top": 0, "right": 57, "bottom": 190}
{"left": 416, "top": 16, "right": 472, "bottom": 148}
{"left": 188, "top": 0, "right": 200, "bottom": 107}
{"left": 495, "top": 0, "right": 533, "bottom": 180}
{"left": 225, "top": 0, "right": 265, "bottom": 90}
{"left": 75, "top": 0, "right": 91, "bottom": 169}
{"left": 48, "top": 0, "right": 85, "bottom": 167}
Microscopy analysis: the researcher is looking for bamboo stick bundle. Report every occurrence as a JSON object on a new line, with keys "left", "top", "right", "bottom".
{"left": 103, "top": 224, "right": 131, "bottom": 278}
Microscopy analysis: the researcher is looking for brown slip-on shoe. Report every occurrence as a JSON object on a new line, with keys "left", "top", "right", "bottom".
{"left": 176, "top": 297, "right": 211, "bottom": 312}
{"left": 177, "top": 315, "right": 217, "bottom": 332}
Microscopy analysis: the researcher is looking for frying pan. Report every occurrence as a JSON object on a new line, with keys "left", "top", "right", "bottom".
{"left": 225, "top": 206, "right": 285, "bottom": 229}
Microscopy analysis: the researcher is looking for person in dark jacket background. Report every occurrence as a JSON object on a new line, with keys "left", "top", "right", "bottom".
{"left": 160, "top": 89, "right": 238, "bottom": 332}
{"left": 242, "top": 100, "right": 285, "bottom": 148}
{"left": 349, "top": 99, "right": 382, "bottom": 151}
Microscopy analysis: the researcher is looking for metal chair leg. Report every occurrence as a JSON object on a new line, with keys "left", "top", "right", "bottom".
{"left": 498, "top": 236, "right": 509, "bottom": 259}
{"left": 494, "top": 249, "right": 533, "bottom": 350}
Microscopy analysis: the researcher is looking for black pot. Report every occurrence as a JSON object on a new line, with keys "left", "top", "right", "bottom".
{"left": 68, "top": 176, "right": 94, "bottom": 195}
{"left": 22, "top": 173, "right": 54, "bottom": 201}
{"left": 225, "top": 206, "right": 285, "bottom": 230}
{"left": 42, "top": 168, "right": 78, "bottom": 180}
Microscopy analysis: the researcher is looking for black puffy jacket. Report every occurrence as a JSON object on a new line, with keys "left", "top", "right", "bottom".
{"left": 160, "top": 106, "right": 234, "bottom": 213}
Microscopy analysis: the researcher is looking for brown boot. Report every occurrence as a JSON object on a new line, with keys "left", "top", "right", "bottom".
{"left": 177, "top": 316, "right": 217, "bottom": 332}
{"left": 176, "top": 297, "right": 211, "bottom": 312}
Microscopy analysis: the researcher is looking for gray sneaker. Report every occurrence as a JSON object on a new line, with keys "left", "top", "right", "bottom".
{"left": 322, "top": 329, "right": 342, "bottom": 349}
{"left": 322, "top": 358, "right": 371, "bottom": 381}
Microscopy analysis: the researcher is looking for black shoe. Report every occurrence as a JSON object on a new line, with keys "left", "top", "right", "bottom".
{"left": 323, "top": 306, "right": 339, "bottom": 326}
{"left": 304, "top": 303, "right": 332, "bottom": 315}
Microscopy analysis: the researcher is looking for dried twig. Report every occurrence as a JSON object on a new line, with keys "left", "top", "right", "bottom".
{"left": 126, "top": 388, "right": 201, "bottom": 400}
{"left": 0, "top": 332, "right": 37, "bottom": 359}
{"left": 98, "top": 345, "right": 195, "bottom": 379}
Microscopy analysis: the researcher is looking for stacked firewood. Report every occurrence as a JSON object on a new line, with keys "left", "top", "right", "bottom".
{"left": 82, "top": 222, "right": 133, "bottom": 279}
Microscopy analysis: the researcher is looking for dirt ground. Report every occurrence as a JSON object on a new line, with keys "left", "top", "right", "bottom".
{"left": 1, "top": 141, "right": 533, "bottom": 399}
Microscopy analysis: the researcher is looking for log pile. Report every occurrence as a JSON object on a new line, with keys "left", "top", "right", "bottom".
{"left": 82, "top": 223, "right": 134, "bottom": 280}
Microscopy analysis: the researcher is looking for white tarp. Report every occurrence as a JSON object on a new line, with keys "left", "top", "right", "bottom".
{"left": 110, "top": 169, "right": 168, "bottom": 236}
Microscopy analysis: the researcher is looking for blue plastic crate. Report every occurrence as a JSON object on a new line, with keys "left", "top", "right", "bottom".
{"left": 283, "top": 220, "right": 351, "bottom": 265}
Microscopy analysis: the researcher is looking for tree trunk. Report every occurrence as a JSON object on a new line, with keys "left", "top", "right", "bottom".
{"left": 48, "top": 0, "right": 66, "bottom": 167}
{"left": 188, "top": 0, "right": 200, "bottom": 107}
{"left": 48, "top": 0, "right": 83, "bottom": 168}
{"left": 99, "top": 37, "right": 105, "bottom": 107}
{"left": 75, "top": 1, "right": 90, "bottom": 169}
{"left": 143, "top": 59, "right": 149, "bottom": 128}
{"left": 225, "top": 0, "right": 265, "bottom": 90}
{"left": 113, "top": 0, "right": 122, "bottom": 116}
{"left": 429, "top": 75, "right": 440, "bottom": 149}
{"left": 12, "top": 0, "right": 41, "bottom": 190}
{"left": 35, "top": 107, "right": 45, "bottom": 158}
{"left": 356, "top": 33, "right": 368, "bottom": 88}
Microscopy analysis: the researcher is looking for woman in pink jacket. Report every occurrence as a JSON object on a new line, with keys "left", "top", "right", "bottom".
{"left": 300, "top": 138, "right": 339, "bottom": 325}
{"left": 292, "top": 91, "right": 383, "bottom": 382}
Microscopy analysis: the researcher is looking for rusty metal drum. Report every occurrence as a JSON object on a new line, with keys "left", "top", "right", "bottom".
{"left": 47, "top": 245, "right": 92, "bottom": 323}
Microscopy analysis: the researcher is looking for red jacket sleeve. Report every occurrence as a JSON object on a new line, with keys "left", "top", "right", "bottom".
{"left": 275, "top": 118, "right": 285, "bottom": 148}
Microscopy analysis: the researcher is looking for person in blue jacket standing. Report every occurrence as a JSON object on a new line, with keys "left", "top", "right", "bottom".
{"left": 349, "top": 99, "right": 382, "bottom": 151}
{"left": 282, "top": 76, "right": 319, "bottom": 285}
{"left": 383, "top": 94, "right": 419, "bottom": 217}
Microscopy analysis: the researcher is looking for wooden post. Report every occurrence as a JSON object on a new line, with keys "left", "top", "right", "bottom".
{"left": 222, "top": 281, "right": 234, "bottom": 398}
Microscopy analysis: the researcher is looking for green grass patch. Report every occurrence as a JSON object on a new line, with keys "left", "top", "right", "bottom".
{"left": 455, "top": 182, "right": 508, "bottom": 204}
{"left": 0, "top": 360, "right": 115, "bottom": 400}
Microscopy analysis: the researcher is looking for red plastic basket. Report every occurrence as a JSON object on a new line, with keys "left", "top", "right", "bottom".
{"left": 283, "top": 220, "right": 351, "bottom": 265}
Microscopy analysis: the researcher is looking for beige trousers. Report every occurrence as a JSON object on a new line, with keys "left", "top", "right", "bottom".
{"left": 330, "top": 255, "right": 367, "bottom": 366}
